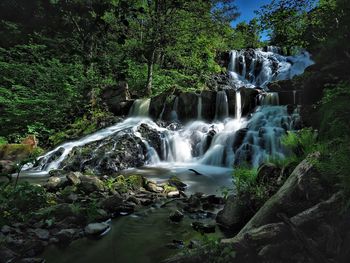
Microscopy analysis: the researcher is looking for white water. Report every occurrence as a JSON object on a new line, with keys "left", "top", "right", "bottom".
{"left": 23, "top": 47, "right": 313, "bottom": 176}
{"left": 129, "top": 98, "right": 150, "bottom": 117}
{"left": 214, "top": 91, "right": 229, "bottom": 120}
{"left": 228, "top": 48, "right": 314, "bottom": 89}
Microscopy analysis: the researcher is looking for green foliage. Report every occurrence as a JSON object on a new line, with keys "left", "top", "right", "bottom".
{"left": 0, "top": 137, "right": 8, "bottom": 146}
{"left": 0, "top": 182, "right": 48, "bottom": 225}
{"left": 233, "top": 166, "right": 258, "bottom": 195}
{"left": 281, "top": 128, "right": 320, "bottom": 158}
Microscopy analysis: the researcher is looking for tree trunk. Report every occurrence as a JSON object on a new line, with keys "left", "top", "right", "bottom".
{"left": 146, "top": 49, "right": 156, "bottom": 96}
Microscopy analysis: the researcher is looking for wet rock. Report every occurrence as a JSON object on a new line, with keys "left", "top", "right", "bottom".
{"left": 167, "top": 191, "right": 180, "bottom": 198}
{"left": 201, "top": 90, "right": 216, "bottom": 121}
{"left": 137, "top": 124, "right": 162, "bottom": 156}
{"left": 177, "top": 92, "right": 198, "bottom": 121}
{"left": 168, "top": 176, "right": 187, "bottom": 191}
{"left": 166, "top": 240, "right": 184, "bottom": 249}
{"left": 169, "top": 210, "right": 184, "bottom": 222}
{"left": 191, "top": 222, "right": 216, "bottom": 233}
{"left": 232, "top": 128, "right": 248, "bottom": 151}
{"left": 66, "top": 172, "right": 82, "bottom": 185}
{"left": 44, "top": 176, "right": 66, "bottom": 191}
{"left": 85, "top": 222, "right": 109, "bottom": 236}
{"left": 18, "top": 258, "right": 45, "bottom": 263}
{"left": 0, "top": 247, "right": 18, "bottom": 263}
{"left": 101, "top": 193, "right": 124, "bottom": 212}
{"left": 55, "top": 229, "right": 77, "bottom": 245}
{"left": 32, "top": 228, "right": 50, "bottom": 241}
{"left": 1, "top": 225, "right": 12, "bottom": 234}
{"left": 79, "top": 175, "right": 105, "bottom": 193}
{"left": 145, "top": 181, "right": 163, "bottom": 193}
{"left": 240, "top": 87, "right": 260, "bottom": 116}
{"left": 216, "top": 195, "right": 254, "bottom": 233}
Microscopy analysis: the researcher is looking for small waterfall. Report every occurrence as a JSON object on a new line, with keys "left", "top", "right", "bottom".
{"left": 293, "top": 90, "right": 297, "bottom": 105}
{"left": 129, "top": 98, "right": 151, "bottom": 117}
{"left": 235, "top": 90, "right": 242, "bottom": 120}
{"left": 261, "top": 92, "right": 279, "bottom": 105}
{"left": 197, "top": 94, "right": 202, "bottom": 119}
{"left": 170, "top": 97, "right": 179, "bottom": 121}
{"left": 215, "top": 91, "right": 229, "bottom": 120}
{"left": 227, "top": 47, "right": 314, "bottom": 89}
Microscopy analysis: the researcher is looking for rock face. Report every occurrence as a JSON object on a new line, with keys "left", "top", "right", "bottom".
{"left": 101, "top": 81, "right": 134, "bottom": 115}
{"left": 200, "top": 91, "right": 216, "bottom": 121}
{"left": 60, "top": 132, "right": 153, "bottom": 174}
{"left": 240, "top": 87, "right": 260, "bottom": 116}
{"left": 178, "top": 93, "right": 199, "bottom": 121}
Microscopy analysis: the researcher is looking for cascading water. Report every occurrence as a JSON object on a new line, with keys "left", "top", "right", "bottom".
{"left": 214, "top": 91, "right": 229, "bottom": 120}
{"left": 228, "top": 47, "right": 314, "bottom": 89}
{"left": 23, "top": 46, "right": 314, "bottom": 176}
{"left": 129, "top": 98, "right": 151, "bottom": 117}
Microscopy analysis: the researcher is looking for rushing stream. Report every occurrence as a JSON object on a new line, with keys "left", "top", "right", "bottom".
{"left": 23, "top": 46, "right": 313, "bottom": 263}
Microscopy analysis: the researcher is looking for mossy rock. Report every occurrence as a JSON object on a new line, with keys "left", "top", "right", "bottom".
{"left": 126, "top": 174, "right": 144, "bottom": 190}
{"left": 0, "top": 144, "right": 34, "bottom": 161}
{"left": 163, "top": 184, "right": 178, "bottom": 193}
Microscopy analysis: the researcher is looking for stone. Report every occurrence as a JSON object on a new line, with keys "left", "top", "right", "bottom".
{"left": 145, "top": 181, "right": 163, "bottom": 193}
{"left": 102, "top": 81, "right": 133, "bottom": 115}
{"left": 32, "top": 228, "right": 50, "bottom": 241}
{"left": 216, "top": 195, "right": 254, "bottom": 232}
{"left": 18, "top": 258, "right": 45, "bottom": 263}
{"left": 166, "top": 240, "right": 184, "bottom": 249}
{"left": 177, "top": 92, "right": 198, "bottom": 121}
{"left": 66, "top": 172, "right": 82, "bottom": 185}
{"left": 55, "top": 229, "right": 77, "bottom": 245}
{"left": 44, "top": 176, "right": 64, "bottom": 191}
{"left": 169, "top": 210, "right": 184, "bottom": 222}
{"left": 0, "top": 160, "right": 16, "bottom": 175}
{"left": 101, "top": 193, "right": 124, "bottom": 212}
{"left": 167, "top": 191, "right": 180, "bottom": 198}
{"left": 0, "top": 247, "right": 18, "bottom": 263}
{"left": 168, "top": 176, "right": 187, "bottom": 191}
{"left": 1, "top": 225, "right": 12, "bottom": 234}
{"left": 0, "top": 144, "right": 34, "bottom": 161}
{"left": 191, "top": 222, "right": 216, "bottom": 233}
{"left": 85, "top": 222, "right": 109, "bottom": 236}
{"left": 79, "top": 175, "right": 105, "bottom": 193}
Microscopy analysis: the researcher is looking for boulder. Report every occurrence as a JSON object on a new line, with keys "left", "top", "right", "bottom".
{"left": 79, "top": 175, "right": 105, "bottom": 193}
{"left": 32, "top": 229, "right": 50, "bottom": 241}
{"left": 101, "top": 193, "right": 124, "bottom": 212}
{"left": 66, "top": 172, "right": 82, "bottom": 186}
{"left": 216, "top": 195, "right": 254, "bottom": 232}
{"left": 44, "top": 176, "right": 66, "bottom": 191}
{"left": 145, "top": 181, "right": 163, "bottom": 193}
{"left": 0, "top": 144, "right": 34, "bottom": 161}
{"left": 55, "top": 229, "right": 77, "bottom": 245}
{"left": 169, "top": 210, "right": 184, "bottom": 222}
{"left": 84, "top": 222, "right": 109, "bottom": 236}
{"left": 191, "top": 222, "right": 216, "bottom": 233}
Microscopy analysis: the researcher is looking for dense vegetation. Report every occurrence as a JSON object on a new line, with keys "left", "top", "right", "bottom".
{"left": 0, "top": 0, "right": 265, "bottom": 144}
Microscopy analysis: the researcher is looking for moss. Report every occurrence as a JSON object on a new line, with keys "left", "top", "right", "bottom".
{"left": 0, "top": 144, "right": 34, "bottom": 161}
{"left": 163, "top": 184, "right": 177, "bottom": 193}
{"left": 126, "top": 175, "right": 144, "bottom": 190}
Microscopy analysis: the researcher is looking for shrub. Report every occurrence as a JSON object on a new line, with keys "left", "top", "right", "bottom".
{"left": 0, "top": 182, "right": 48, "bottom": 225}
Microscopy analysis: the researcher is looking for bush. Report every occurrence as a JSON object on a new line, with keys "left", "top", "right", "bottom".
{"left": 0, "top": 182, "right": 48, "bottom": 225}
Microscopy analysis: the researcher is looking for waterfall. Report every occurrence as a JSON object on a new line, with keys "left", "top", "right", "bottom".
{"left": 227, "top": 47, "right": 314, "bottom": 89}
{"left": 261, "top": 92, "right": 279, "bottom": 105}
{"left": 129, "top": 98, "right": 151, "bottom": 117}
{"left": 22, "top": 46, "right": 314, "bottom": 176}
{"left": 197, "top": 94, "right": 202, "bottom": 119}
{"left": 293, "top": 90, "right": 297, "bottom": 104}
{"left": 215, "top": 91, "right": 229, "bottom": 120}
{"left": 235, "top": 90, "right": 242, "bottom": 120}
{"left": 170, "top": 97, "right": 179, "bottom": 121}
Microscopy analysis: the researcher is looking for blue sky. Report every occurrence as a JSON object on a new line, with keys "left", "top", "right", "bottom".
{"left": 232, "top": 0, "right": 271, "bottom": 40}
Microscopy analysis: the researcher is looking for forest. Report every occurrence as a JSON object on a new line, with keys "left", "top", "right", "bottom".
{"left": 0, "top": 0, "right": 350, "bottom": 262}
